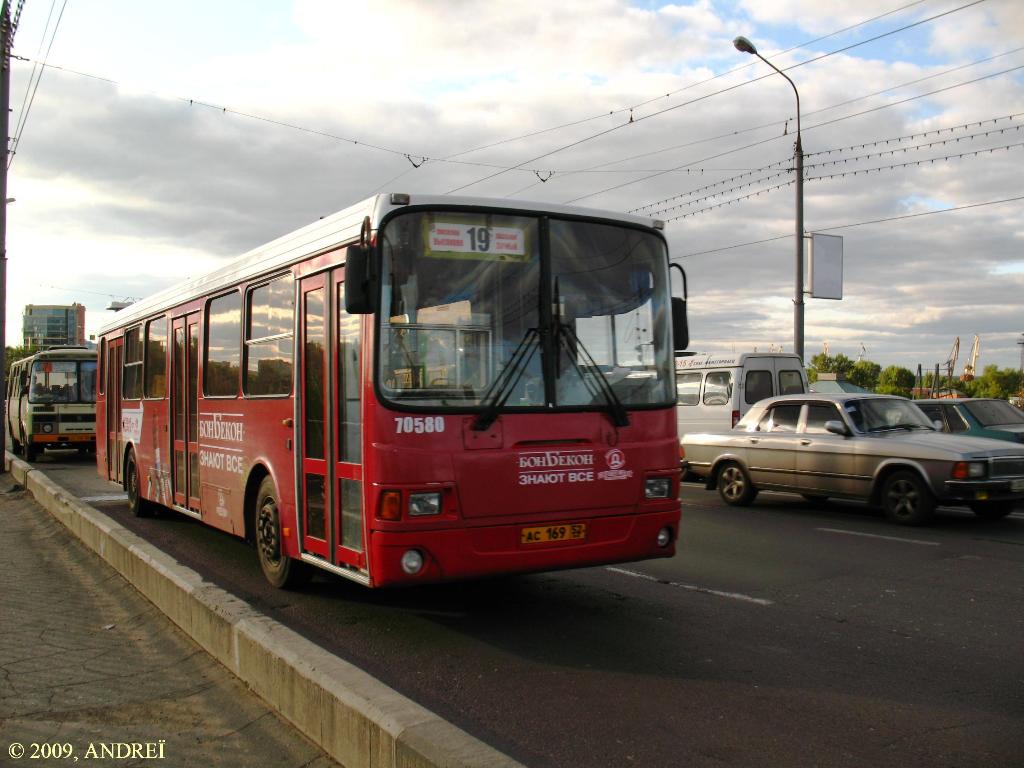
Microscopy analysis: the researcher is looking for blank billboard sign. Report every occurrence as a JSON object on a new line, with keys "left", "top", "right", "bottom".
{"left": 809, "top": 233, "right": 843, "bottom": 299}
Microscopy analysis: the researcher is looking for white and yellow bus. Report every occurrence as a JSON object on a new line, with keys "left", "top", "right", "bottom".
{"left": 5, "top": 346, "right": 97, "bottom": 461}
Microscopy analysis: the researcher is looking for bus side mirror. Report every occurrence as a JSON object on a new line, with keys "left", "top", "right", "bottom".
{"left": 672, "top": 296, "right": 688, "bottom": 352}
{"left": 344, "top": 244, "right": 377, "bottom": 314}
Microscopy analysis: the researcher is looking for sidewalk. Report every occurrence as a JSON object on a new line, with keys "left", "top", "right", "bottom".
{"left": 0, "top": 473, "right": 338, "bottom": 768}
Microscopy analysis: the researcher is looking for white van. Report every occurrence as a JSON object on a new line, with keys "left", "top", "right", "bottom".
{"left": 675, "top": 352, "right": 808, "bottom": 437}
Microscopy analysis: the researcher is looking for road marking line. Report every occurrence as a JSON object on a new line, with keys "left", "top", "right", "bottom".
{"left": 816, "top": 527, "right": 940, "bottom": 546}
{"left": 607, "top": 567, "right": 773, "bottom": 606}
{"left": 79, "top": 494, "right": 129, "bottom": 502}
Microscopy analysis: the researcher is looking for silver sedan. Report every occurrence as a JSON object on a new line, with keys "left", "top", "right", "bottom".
{"left": 680, "top": 393, "right": 1024, "bottom": 525}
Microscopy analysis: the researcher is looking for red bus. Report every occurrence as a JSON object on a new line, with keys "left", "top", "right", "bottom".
{"left": 97, "top": 193, "right": 688, "bottom": 588}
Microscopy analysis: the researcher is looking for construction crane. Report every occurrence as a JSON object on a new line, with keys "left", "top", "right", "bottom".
{"left": 961, "top": 335, "right": 980, "bottom": 381}
{"left": 944, "top": 337, "right": 960, "bottom": 384}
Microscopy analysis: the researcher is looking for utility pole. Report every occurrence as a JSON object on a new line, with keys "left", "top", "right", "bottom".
{"left": 0, "top": 0, "right": 10, "bottom": 465}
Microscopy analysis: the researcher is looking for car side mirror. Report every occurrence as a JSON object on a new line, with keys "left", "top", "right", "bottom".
{"left": 824, "top": 420, "right": 849, "bottom": 436}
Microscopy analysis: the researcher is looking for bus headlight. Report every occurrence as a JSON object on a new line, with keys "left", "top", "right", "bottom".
{"left": 408, "top": 492, "right": 441, "bottom": 516}
{"left": 656, "top": 527, "right": 673, "bottom": 547}
{"left": 42, "top": 423, "right": 54, "bottom": 434}
{"left": 645, "top": 477, "right": 671, "bottom": 499}
{"left": 401, "top": 549, "right": 424, "bottom": 575}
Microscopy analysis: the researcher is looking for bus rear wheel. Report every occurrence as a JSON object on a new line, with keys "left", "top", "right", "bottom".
{"left": 255, "top": 476, "right": 311, "bottom": 590}
{"left": 125, "top": 449, "right": 153, "bottom": 518}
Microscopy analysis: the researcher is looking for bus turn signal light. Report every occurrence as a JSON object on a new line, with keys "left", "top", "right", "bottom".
{"left": 379, "top": 491, "right": 402, "bottom": 521}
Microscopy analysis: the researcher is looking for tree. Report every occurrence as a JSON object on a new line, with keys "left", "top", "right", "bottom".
{"left": 848, "top": 360, "right": 881, "bottom": 391}
{"left": 968, "top": 365, "right": 1024, "bottom": 400}
{"left": 5, "top": 345, "right": 40, "bottom": 376}
{"left": 807, "top": 352, "right": 855, "bottom": 384}
{"left": 877, "top": 365, "right": 915, "bottom": 397}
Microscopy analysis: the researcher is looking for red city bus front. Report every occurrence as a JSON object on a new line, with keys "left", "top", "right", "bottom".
{"left": 363, "top": 409, "right": 680, "bottom": 587}
{"left": 353, "top": 204, "right": 681, "bottom": 586}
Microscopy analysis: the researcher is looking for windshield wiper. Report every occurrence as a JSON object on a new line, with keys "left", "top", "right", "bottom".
{"left": 472, "top": 328, "right": 540, "bottom": 431}
{"left": 556, "top": 324, "right": 629, "bottom": 427}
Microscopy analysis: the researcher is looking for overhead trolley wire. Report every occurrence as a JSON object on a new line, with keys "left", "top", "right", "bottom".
{"left": 9, "top": 0, "right": 68, "bottom": 170}
{"left": 451, "top": 0, "right": 988, "bottom": 196}
{"left": 675, "top": 195, "right": 1024, "bottom": 259}
{"left": 570, "top": 60, "right": 1024, "bottom": 207}
{"left": 642, "top": 119, "right": 1024, "bottom": 217}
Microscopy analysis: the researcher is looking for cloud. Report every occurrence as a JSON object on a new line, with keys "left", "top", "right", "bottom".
{"left": 6, "top": 0, "right": 1023, "bottom": 369}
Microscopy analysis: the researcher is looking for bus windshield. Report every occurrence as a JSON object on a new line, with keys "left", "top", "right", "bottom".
{"left": 29, "top": 359, "right": 97, "bottom": 404}
{"left": 377, "top": 210, "right": 673, "bottom": 410}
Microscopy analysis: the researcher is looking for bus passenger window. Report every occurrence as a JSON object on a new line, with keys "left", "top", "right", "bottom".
{"left": 245, "top": 274, "right": 294, "bottom": 397}
{"left": 123, "top": 326, "right": 143, "bottom": 400}
{"left": 145, "top": 317, "right": 168, "bottom": 398}
{"left": 206, "top": 292, "right": 242, "bottom": 397}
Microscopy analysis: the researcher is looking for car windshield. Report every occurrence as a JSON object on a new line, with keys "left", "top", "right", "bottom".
{"left": 844, "top": 398, "right": 934, "bottom": 433}
{"left": 962, "top": 400, "right": 1024, "bottom": 427}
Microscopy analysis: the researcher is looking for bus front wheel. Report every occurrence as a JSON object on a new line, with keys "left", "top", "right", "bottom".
{"left": 21, "top": 436, "right": 37, "bottom": 463}
{"left": 255, "top": 476, "right": 311, "bottom": 590}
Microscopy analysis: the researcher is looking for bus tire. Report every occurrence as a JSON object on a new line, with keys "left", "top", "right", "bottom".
{"left": 255, "top": 475, "right": 311, "bottom": 590}
{"left": 22, "top": 437, "right": 37, "bottom": 463}
{"left": 125, "top": 449, "right": 153, "bottom": 518}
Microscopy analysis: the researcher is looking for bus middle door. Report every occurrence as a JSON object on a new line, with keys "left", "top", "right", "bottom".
{"left": 171, "top": 313, "right": 201, "bottom": 512}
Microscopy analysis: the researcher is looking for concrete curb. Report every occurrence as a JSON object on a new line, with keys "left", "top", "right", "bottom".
{"left": 5, "top": 454, "right": 524, "bottom": 768}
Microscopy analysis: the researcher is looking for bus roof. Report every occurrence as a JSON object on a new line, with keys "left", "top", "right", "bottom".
{"left": 99, "top": 193, "right": 663, "bottom": 335}
{"left": 20, "top": 346, "right": 96, "bottom": 363}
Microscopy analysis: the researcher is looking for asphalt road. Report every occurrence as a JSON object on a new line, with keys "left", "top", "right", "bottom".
{"left": 19, "top": 450, "right": 1024, "bottom": 768}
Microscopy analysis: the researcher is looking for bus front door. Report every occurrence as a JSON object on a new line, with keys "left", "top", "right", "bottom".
{"left": 298, "top": 271, "right": 365, "bottom": 572}
{"left": 172, "top": 314, "right": 201, "bottom": 512}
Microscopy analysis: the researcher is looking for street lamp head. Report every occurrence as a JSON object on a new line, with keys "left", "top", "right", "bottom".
{"left": 733, "top": 35, "right": 757, "bottom": 55}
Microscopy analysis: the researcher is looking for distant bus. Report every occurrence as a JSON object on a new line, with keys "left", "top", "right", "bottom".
{"left": 96, "top": 193, "right": 688, "bottom": 588}
{"left": 5, "top": 346, "right": 98, "bottom": 461}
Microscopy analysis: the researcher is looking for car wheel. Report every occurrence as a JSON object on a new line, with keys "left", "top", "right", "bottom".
{"left": 255, "top": 476, "right": 311, "bottom": 590}
{"left": 717, "top": 462, "right": 758, "bottom": 506}
{"left": 969, "top": 500, "right": 1015, "bottom": 520}
{"left": 881, "top": 470, "right": 935, "bottom": 525}
{"left": 125, "top": 449, "right": 153, "bottom": 518}
{"left": 801, "top": 494, "right": 828, "bottom": 504}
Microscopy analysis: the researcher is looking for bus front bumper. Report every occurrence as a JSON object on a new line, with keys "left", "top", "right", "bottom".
{"left": 369, "top": 507, "right": 681, "bottom": 587}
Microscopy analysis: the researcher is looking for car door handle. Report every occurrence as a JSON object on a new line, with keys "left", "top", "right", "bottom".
{"left": 800, "top": 439, "right": 812, "bottom": 445}
{"left": 749, "top": 438, "right": 759, "bottom": 444}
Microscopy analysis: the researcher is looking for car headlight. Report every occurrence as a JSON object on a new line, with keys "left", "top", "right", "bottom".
{"left": 645, "top": 477, "right": 672, "bottom": 499}
{"left": 408, "top": 491, "right": 442, "bottom": 516}
{"left": 951, "top": 461, "right": 986, "bottom": 480}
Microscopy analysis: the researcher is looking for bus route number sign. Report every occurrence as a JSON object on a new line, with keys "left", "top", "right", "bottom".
{"left": 426, "top": 222, "right": 528, "bottom": 261}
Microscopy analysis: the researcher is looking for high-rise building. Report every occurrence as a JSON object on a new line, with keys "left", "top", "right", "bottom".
{"left": 22, "top": 303, "right": 87, "bottom": 348}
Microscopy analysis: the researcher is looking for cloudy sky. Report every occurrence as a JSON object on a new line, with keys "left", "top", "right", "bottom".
{"left": 7, "top": 0, "right": 1024, "bottom": 371}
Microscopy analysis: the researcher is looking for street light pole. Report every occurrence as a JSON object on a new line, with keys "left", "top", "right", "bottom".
{"left": 733, "top": 35, "right": 804, "bottom": 362}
